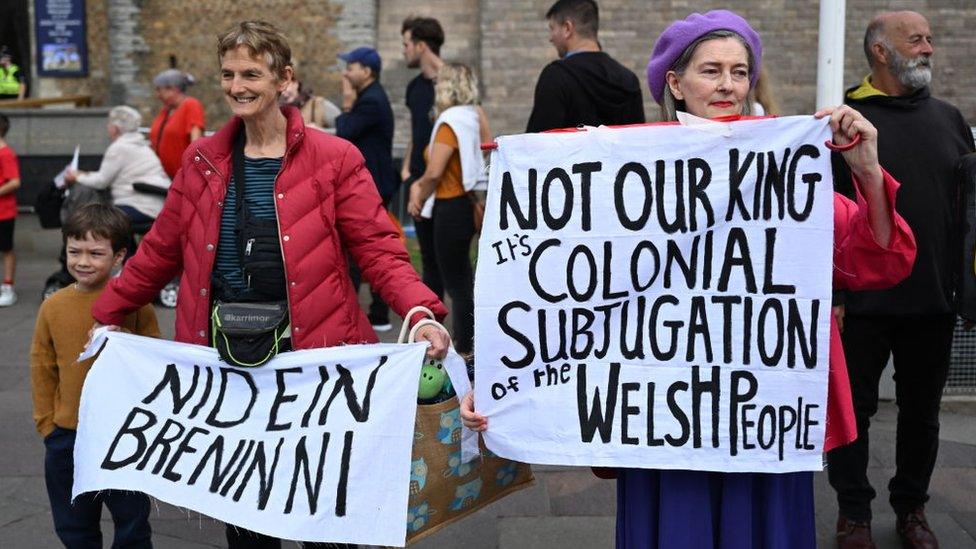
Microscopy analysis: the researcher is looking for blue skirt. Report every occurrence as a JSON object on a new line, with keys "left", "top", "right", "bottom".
{"left": 616, "top": 470, "right": 815, "bottom": 549}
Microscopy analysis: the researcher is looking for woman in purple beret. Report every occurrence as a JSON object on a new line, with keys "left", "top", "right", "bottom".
{"left": 613, "top": 9, "right": 917, "bottom": 548}
{"left": 461, "top": 8, "right": 916, "bottom": 548}
{"left": 461, "top": 10, "right": 915, "bottom": 549}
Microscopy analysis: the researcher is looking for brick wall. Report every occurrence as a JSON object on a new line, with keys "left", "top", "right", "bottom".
{"left": 332, "top": 0, "right": 377, "bottom": 50}
{"left": 474, "top": 1, "right": 976, "bottom": 137}
{"left": 375, "top": 0, "right": 481, "bottom": 149}
{"left": 34, "top": 1, "right": 976, "bottom": 142}
{"left": 479, "top": 0, "right": 557, "bottom": 136}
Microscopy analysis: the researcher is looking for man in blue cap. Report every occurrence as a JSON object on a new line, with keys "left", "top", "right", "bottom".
{"left": 336, "top": 46, "right": 396, "bottom": 331}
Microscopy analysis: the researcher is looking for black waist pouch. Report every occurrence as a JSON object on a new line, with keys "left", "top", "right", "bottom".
{"left": 230, "top": 129, "right": 287, "bottom": 301}
{"left": 211, "top": 301, "right": 291, "bottom": 367}
{"left": 241, "top": 217, "right": 287, "bottom": 300}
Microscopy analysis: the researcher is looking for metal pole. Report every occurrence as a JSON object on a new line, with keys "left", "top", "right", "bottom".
{"left": 816, "top": 0, "right": 846, "bottom": 109}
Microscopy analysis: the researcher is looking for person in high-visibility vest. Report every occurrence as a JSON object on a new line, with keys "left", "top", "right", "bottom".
{"left": 0, "top": 48, "right": 26, "bottom": 101}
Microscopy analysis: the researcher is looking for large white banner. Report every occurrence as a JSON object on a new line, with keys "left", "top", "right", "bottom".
{"left": 74, "top": 332, "right": 426, "bottom": 546}
{"left": 474, "top": 116, "right": 835, "bottom": 473}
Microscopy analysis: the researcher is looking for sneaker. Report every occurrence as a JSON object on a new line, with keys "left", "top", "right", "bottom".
{"left": 0, "top": 284, "right": 16, "bottom": 307}
{"left": 369, "top": 314, "right": 393, "bottom": 332}
{"left": 371, "top": 322, "right": 393, "bottom": 333}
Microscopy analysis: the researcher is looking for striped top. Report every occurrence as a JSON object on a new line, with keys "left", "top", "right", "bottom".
{"left": 213, "top": 156, "right": 282, "bottom": 297}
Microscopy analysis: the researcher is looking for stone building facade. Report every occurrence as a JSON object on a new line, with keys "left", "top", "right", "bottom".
{"left": 31, "top": 0, "right": 343, "bottom": 128}
{"left": 24, "top": 1, "right": 976, "bottom": 148}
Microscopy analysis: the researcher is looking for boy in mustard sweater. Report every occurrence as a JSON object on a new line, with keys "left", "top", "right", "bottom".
{"left": 30, "top": 203, "right": 158, "bottom": 548}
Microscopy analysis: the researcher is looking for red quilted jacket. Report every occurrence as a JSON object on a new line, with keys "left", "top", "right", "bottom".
{"left": 93, "top": 106, "right": 447, "bottom": 348}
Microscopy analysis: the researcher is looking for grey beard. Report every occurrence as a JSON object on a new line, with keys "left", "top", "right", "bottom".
{"left": 889, "top": 52, "right": 932, "bottom": 91}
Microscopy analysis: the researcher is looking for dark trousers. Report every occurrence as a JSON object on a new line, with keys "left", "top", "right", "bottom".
{"left": 115, "top": 205, "right": 155, "bottom": 226}
{"left": 225, "top": 525, "right": 355, "bottom": 548}
{"left": 44, "top": 427, "right": 152, "bottom": 548}
{"left": 349, "top": 260, "right": 391, "bottom": 323}
{"left": 415, "top": 217, "right": 444, "bottom": 300}
{"left": 427, "top": 196, "right": 475, "bottom": 354}
{"left": 826, "top": 313, "right": 955, "bottom": 520}
{"left": 348, "top": 194, "right": 391, "bottom": 324}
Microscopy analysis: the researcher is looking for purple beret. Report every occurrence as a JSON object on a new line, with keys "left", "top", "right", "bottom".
{"left": 646, "top": 10, "right": 763, "bottom": 104}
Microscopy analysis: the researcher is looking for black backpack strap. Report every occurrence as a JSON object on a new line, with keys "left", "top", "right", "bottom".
{"left": 231, "top": 130, "right": 249, "bottom": 264}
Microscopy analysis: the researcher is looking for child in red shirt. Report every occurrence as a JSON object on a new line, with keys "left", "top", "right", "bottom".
{"left": 0, "top": 113, "right": 20, "bottom": 306}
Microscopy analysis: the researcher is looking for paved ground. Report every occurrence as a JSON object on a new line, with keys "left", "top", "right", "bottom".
{"left": 1, "top": 214, "right": 974, "bottom": 548}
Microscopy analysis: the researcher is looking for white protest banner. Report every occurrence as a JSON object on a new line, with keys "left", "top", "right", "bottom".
{"left": 474, "top": 116, "right": 834, "bottom": 473}
{"left": 74, "top": 332, "right": 426, "bottom": 546}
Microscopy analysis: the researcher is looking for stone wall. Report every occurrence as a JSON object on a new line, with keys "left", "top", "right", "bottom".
{"left": 107, "top": 0, "right": 150, "bottom": 106}
{"left": 35, "top": 0, "right": 110, "bottom": 103}
{"left": 133, "top": 0, "right": 342, "bottom": 127}
{"left": 37, "top": 0, "right": 342, "bottom": 130}
{"left": 845, "top": 1, "right": 976, "bottom": 114}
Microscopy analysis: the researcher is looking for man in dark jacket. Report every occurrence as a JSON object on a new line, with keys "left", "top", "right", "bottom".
{"left": 337, "top": 47, "right": 396, "bottom": 201}
{"left": 526, "top": 0, "right": 644, "bottom": 133}
{"left": 400, "top": 17, "right": 446, "bottom": 302}
{"left": 827, "top": 11, "right": 975, "bottom": 549}
{"left": 336, "top": 46, "right": 396, "bottom": 331}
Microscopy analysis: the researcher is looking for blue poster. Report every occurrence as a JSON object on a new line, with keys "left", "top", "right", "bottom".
{"left": 34, "top": 0, "right": 88, "bottom": 77}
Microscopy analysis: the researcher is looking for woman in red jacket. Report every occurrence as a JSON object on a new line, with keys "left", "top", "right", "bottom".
{"left": 92, "top": 20, "right": 448, "bottom": 548}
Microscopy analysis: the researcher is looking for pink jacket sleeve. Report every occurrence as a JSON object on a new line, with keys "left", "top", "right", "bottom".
{"left": 833, "top": 169, "right": 917, "bottom": 291}
{"left": 823, "top": 169, "right": 917, "bottom": 452}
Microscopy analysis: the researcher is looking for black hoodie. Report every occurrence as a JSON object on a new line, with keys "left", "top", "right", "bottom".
{"left": 833, "top": 84, "right": 975, "bottom": 315}
{"left": 526, "top": 51, "right": 645, "bottom": 133}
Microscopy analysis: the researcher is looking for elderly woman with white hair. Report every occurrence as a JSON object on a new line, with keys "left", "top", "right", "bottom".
{"left": 65, "top": 106, "right": 171, "bottom": 224}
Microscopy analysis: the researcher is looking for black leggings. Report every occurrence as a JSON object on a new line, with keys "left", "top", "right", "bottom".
{"left": 415, "top": 217, "right": 443, "bottom": 300}
{"left": 422, "top": 195, "right": 475, "bottom": 354}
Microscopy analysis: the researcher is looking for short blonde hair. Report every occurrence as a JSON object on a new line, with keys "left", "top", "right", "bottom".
{"left": 217, "top": 20, "right": 292, "bottom": 78}
{"left": 434, "top": 63, "right": 479, "bottom": 118}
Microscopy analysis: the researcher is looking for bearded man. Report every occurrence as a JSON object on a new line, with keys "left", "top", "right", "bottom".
{"left": 827, "top": 10, "right": 975, "bottom": 549}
